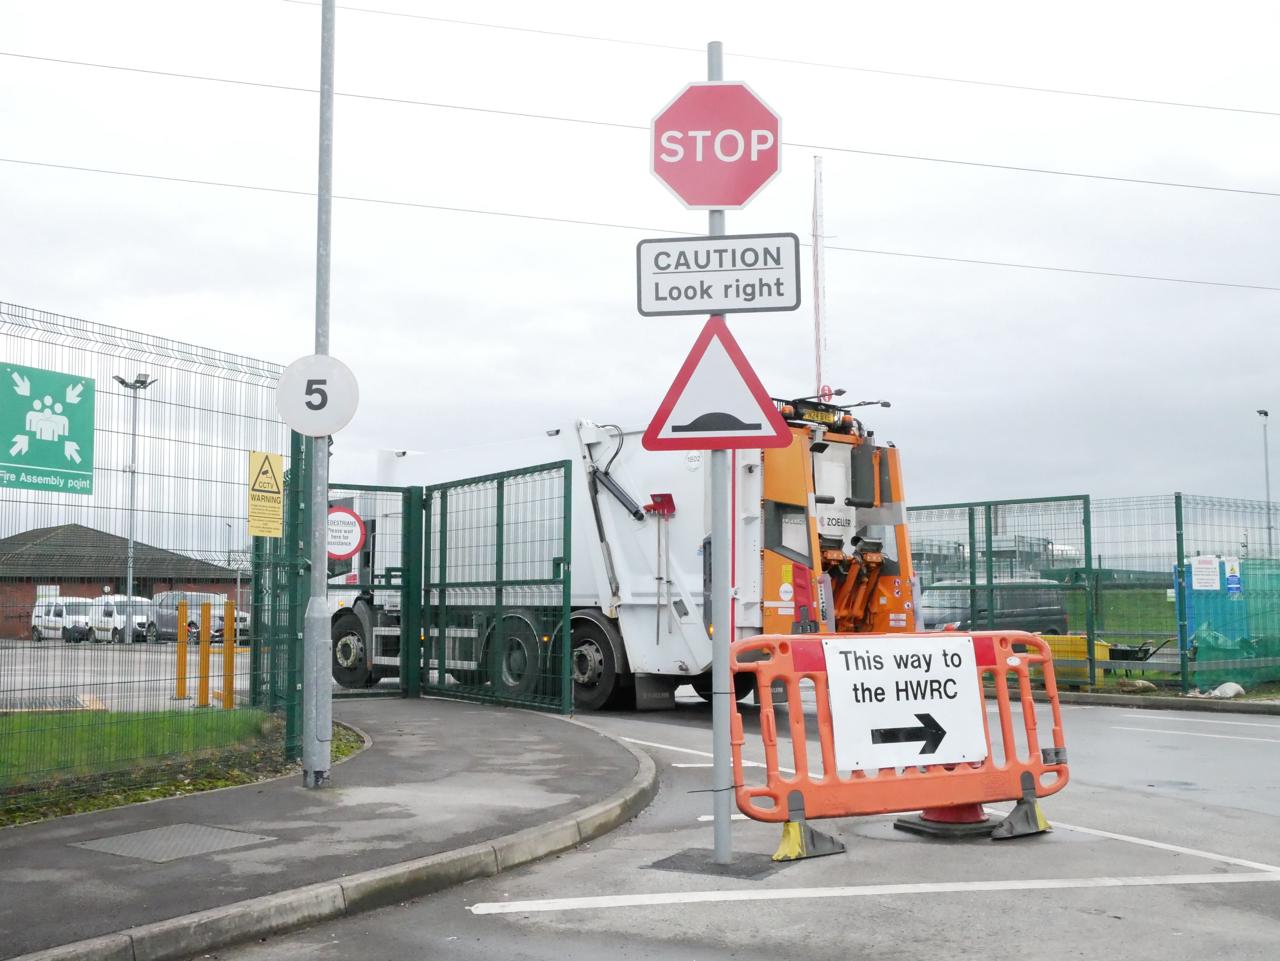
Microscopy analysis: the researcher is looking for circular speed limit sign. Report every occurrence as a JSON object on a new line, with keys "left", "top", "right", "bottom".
{"left": 276, "top": 354, "right": 359, "bottom": 436}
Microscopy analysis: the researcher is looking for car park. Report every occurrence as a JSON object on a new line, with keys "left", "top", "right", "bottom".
{"left": 919, "top": 578, "right": 1068, "bottom": 635}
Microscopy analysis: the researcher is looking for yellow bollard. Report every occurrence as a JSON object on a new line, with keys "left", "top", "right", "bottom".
{"left": 175, "top": 600, "right": 190, "bottom": 700}
{"left": 197, "top": 601, "right": 212, "bottom": 708}
{"left": 222, "top": 600, "right": 236, "bottom": 709}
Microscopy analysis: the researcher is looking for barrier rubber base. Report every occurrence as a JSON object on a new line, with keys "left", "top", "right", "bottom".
{"left": 772, "top": 819, "right": 846, "bottom": 861}
{"left": 893, "top": 812, "right": 996, "bottom": 839}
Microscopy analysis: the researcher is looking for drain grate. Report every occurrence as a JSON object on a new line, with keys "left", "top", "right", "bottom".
{"left": 72, "top": 823, "right": 276, "bottom": 863}
{"left": 0, "top": 694, "right": 102, "bottom": 712}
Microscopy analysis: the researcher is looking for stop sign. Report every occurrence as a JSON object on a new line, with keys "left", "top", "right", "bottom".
{"left": 652, "top": 82, "right": 781, "bottom": 210}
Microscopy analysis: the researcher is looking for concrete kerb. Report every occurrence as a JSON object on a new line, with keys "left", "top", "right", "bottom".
{"left": 11, "top": 726, "right": 659, "bottom": 961}
{"left": 1041, "top": 689, "right": 1280, "bottom": 715}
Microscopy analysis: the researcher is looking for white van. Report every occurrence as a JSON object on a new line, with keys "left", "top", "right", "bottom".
{"left": 30, "top": 598, "right": 64, "bottom": 642}
{"left": 90, "top": 595, "right": 150, "bottom": 643}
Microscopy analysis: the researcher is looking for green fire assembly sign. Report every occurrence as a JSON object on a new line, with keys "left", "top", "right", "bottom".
{"left": 0, "top": 362, "right": 95, "bottom": 495}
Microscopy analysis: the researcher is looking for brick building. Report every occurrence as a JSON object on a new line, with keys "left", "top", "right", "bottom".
{"left": 0, "top": 523, "right": 239, "bottom": 639}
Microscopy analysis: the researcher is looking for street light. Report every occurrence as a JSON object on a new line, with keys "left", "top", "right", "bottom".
{"left": 114, "top": 373, "right": 157, "bottom": 629}
{"left": 1260, "top": 410, "right": 1273, "bottom": 559}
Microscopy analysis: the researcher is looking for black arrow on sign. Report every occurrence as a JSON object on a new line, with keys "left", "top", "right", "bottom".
{"left": 871, "top": 713, "right": 947, "bottom": 754}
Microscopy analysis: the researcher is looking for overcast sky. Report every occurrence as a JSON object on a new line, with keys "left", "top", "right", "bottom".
{"left": 3, "top": 0, "right": 1277, "bottom": 506}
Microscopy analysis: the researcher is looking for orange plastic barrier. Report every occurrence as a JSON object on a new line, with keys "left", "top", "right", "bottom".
{"left": 729, "top": 631, "right": 1069, "bottom": 823}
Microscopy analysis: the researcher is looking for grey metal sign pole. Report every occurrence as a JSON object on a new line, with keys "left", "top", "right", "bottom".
{"left": 303, "top": 0, "right": 336, "bottom": 789}
{"left": 706, "top": 40, "right": 734, "bottom": 866}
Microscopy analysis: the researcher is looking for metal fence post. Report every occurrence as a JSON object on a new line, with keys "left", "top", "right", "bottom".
{"left": 436, "top": 488, "right": 449, "bottom": 689}
{"left": 250, "top": 536, "right": 265, "bottom": 707}
{"left": 560, "top": 463, "right": 573, "bottom": 714}
{"left": 1174, "top": 491, "right": 1190, "bottom": 693}
{"left": 983, "top": 504, "right": 995, "bottom": 629}
{"left": 491, "top": 478, "right": 506, "bottom": 694}
{"left": 1082, "top": 495, "right": 1097, "bottom": 687}
{"left": 967, "top": 506, "right": 978, "bottom": 626}
{"left": 400, "top": 486, "right": 424, "bottom": 698}
{"left": 284, "top": 430, "right": 308, "bottom": 761}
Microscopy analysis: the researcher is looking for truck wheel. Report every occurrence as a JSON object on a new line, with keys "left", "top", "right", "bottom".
{"left": 332, "top": 612, "right": 372, "bottom": 688}
{"left": 572, "top": 619, "right": 626, "bottom": 711}
{"left": 146, "top": 623, "right": 159, "bottom": 644}
{"left": 692, "top": 673, "right": 757, "bottom": 704}
{"left": 489, "top": 614, "right": 542, "bottom": 697}
{"left": 31, "top": 627, "right": 41, "bottom": 643}
{"left": 111, "top": 628, "right": 121, "bottom": 644}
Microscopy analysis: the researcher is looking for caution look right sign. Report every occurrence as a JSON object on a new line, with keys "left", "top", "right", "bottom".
{"left": 247, "top": 450, "right": 283, "bottom": 538}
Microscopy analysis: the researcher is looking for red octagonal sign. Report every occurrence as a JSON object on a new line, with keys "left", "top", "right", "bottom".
{"left": 652, "top": 82, "right": 780, "bottom": 210}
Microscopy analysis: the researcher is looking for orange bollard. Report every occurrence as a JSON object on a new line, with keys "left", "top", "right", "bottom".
{"left": 222, "top": 600, "right": 236, "bottom": 709}
{"left": 197, "top": 602, "right": 211, "bottom": 708}
{"left": 174, "top": 600, "right": 190, "bottom": 700}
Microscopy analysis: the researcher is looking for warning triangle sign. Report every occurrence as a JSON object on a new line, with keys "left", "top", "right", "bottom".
{"left": 251, "top": 453, "right": 282, "bottom": 494}
{"left": 642, "top": 317, "right": 792, "bottom": 451}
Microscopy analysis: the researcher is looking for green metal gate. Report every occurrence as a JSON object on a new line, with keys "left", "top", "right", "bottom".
{"left": 422, "top": 462, "right": 572, "bottom": 713}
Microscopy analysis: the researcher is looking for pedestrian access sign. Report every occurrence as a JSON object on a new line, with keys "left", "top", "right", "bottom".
{"left": 821, "top": 635, "right": 988, "bottom": 771}
{"left": 0, "top": 362, "right": 95, "bottom": 495}
{"left": 247, "top": 450, "right": 283, "bottom": 538}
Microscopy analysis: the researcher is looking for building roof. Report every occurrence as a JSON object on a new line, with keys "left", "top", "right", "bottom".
{"left": 0, "top": 524, "right": 237, "bottom": 580}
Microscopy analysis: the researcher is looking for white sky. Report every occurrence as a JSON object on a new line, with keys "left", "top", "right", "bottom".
{"left": 2, "top": 0, "right": 1278, "bottom": 505}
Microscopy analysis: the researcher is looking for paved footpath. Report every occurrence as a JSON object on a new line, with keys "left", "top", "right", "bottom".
{"left": 0, "top": 698, "right": 651, "bottom": 960}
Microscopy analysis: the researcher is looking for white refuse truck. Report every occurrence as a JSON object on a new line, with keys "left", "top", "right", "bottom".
{"left": 329, "top": 397, "right": 919, "bottom": 710}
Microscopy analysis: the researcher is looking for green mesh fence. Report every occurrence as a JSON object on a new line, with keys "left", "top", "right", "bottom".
{"left": 908, "top": 492, "right": 1280, "bottom": 693}
{"left": 0, "top": 302, "right": 304, "bottom": 820}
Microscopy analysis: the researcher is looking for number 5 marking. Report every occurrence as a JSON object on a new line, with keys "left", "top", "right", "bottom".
{"left": 305, "top": 379, "right": 329, "bottom": 410}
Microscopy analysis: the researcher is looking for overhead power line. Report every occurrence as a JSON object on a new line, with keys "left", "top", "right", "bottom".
{"left": 281, "top": 0, "right": 1280, "bottom": 119}
{"left": 3, "top": 51, "right": 1277, "bottom": 200}
{"left": 3, "top": 155, "right": 1277, "bottom": 293}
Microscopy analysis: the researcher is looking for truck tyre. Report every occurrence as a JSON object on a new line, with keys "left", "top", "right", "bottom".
{"left": 571, "top": 618, "right": 628, "bottom": 711}
{"left": 31, "top": 627, "right": 41, "bottom": 643}
{"left": 332, "top": 612, "right": 372, "bottom": 688}
{"left": 692, "top": 672, "right": 757, "bottom": 704}
{"left": 489, "top": 613, "right": 542, "bottom": 698}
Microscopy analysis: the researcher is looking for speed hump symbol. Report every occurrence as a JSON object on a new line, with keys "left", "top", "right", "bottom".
{"left": 276, "top": 354, "right": 359, "bottom": 437}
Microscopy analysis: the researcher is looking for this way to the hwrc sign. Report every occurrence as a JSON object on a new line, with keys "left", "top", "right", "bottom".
{"left": 821, "top": 635, "right": 989, "bottom": 772}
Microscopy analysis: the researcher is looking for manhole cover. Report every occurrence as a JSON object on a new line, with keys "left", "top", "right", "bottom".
{"left": 73, "top": 824, "right": 275, "bottom": 863}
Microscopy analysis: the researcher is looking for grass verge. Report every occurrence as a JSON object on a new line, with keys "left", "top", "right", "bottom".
{"left": 0, "top": 718, "right": 364, "bottom": 828}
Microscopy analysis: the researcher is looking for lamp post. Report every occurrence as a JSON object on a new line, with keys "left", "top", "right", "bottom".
{"left": 113, "top": 373, "right": 157, "bottom": 629}
{"left": 1260, "top": 410, "right": 1273, "bottom": 558}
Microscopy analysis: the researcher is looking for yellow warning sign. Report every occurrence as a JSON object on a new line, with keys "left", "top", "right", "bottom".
{"left": 247, "top": 450, "right": 283, "bottom": 538}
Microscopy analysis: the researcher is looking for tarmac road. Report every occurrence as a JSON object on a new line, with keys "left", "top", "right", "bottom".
{"left": 215, "top": 694, "right": 1280, "bottom": 961}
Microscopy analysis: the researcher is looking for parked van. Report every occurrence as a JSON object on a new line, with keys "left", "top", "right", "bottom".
{"left": 89, "top": 595, "right": 150, "bottom": 643}
{"left": 30, "top": 598, "right": 64, "bottom": 642}
{"left": 919, "top": 578, "right": 1068, "bottom": 635}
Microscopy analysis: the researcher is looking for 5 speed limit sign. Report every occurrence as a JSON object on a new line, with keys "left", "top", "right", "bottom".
{"left": 276, "top": 354, "right": 359, "bottom": 436}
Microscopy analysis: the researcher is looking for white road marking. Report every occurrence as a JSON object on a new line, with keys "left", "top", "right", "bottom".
{"left": 1047, "top": 820, "right": 1280, "bottom": 872}
{"left": 621, "top": 736, "right": 799, "bottom": 775}
{"left": 1114, "top": 725, "right": 1280, "bottom": 745}
{"left": 1121, "top": 713, "right": 1280, "bottom": 730}
{"left": 469, "top": 872, "right": 1280, "bottom": 915}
